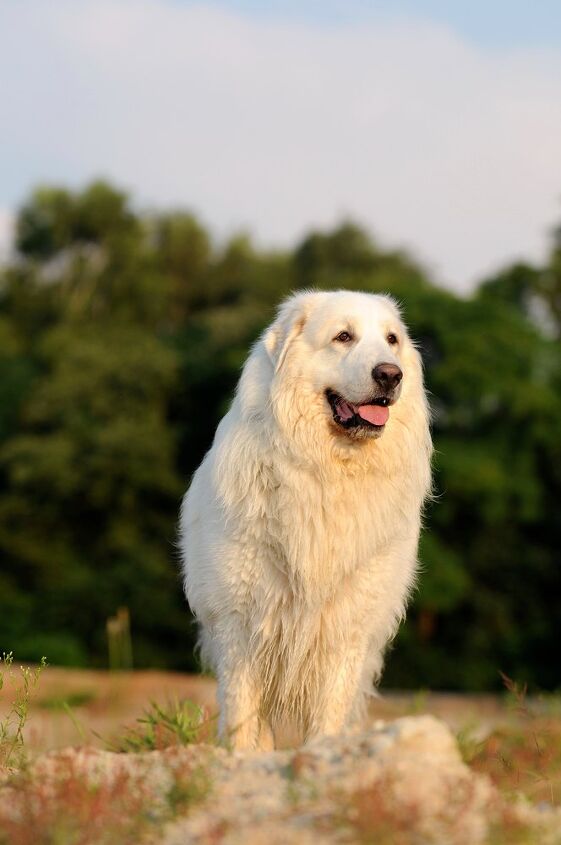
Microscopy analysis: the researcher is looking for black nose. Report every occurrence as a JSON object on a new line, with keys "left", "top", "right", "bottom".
{"left": 372, "top": 363, "right": 403, "bottom": 391}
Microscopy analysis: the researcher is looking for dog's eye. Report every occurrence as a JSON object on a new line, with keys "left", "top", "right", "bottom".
{"left": 334, "top": 331, "right": 353, "bottom": 343}
{"left": 386, "top": 333, "right": 398, "bottom": 345}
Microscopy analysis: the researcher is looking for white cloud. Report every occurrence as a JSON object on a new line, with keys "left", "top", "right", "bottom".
{"left": 1, "top": 0, "right": 561, "bottom": 290}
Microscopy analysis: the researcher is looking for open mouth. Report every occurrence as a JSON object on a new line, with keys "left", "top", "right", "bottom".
{"left": 326, "top": 389, "right": 393, "bottom": 432}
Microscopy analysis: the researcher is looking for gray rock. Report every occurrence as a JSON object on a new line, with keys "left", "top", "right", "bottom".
{"left": 12, "top": 716, "right": 561, "bottom": 844}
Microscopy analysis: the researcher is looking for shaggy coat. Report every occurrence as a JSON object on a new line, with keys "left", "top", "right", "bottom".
{"left": 180, "top": 290, "right": 432, "bottom": 750}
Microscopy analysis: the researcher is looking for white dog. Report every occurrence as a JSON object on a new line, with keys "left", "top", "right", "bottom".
{"left": 179, "top": 290, "right": 432, "bottom": 750}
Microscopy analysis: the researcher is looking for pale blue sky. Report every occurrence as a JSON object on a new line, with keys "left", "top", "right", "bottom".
{"left": 178, "top": 0, "right": 561, "bottom": 48}
{"left": 1, "top": 0, "right": 561, "bottom": 289}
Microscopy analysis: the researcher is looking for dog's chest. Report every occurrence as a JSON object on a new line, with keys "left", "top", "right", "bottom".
{"left": 236, "top": 462, "right": 409, "bottom": 597}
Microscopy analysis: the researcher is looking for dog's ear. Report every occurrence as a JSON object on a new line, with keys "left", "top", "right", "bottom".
{"left": 263, "top": 294, "right": 313, "bottom": 372}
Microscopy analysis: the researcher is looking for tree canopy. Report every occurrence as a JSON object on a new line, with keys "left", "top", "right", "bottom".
{"left": 1, "top": 181, "right": 559, "bottom": 689}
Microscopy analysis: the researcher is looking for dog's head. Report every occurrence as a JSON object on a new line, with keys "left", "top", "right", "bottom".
{"left": 263, "top": 290, "right": 422, "bottom": 443}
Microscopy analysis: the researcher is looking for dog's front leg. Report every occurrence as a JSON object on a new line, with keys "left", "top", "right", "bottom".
{"left": 217, "top": 651, "right": 274, "bottom": 751}
{"left": 217, "top": 658, "right": 259, "bottom": 750}
{"left": 305, "top": 639, "right": 368, "bottom": 742}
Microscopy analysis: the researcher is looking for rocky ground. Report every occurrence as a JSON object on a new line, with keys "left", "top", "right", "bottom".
{"left": 1, "top": 669, "right": 559, "bottom": 843}
{"left": 3, "top": 714, "right": 561, "bottom": 844}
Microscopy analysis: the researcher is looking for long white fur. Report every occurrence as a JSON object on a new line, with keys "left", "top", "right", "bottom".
{"left": 179, "top": 290, "right": 432, "bottom": 750}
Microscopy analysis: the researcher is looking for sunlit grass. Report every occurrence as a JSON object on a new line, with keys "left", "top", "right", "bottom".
{"left": 0, "top": 662, "right": 212, "bottom": 844}
{"left": 460, "top": 675, "right": 561, "bottom": 806}
{"left": 37, "top": 689, "right": 97, "bottom": 710}
{"left": 2, "top": 662, "right": 561, "bottom": 844}
{"left": 0, "top": 653, "right": 47, "bottom": 770}
{"left": 110, "top": 698, "right": 216, "bottom": 752}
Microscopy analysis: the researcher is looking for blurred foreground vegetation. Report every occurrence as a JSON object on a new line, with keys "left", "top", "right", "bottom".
{"left": 0, "top": 181, "right": 560, "bottom": 690}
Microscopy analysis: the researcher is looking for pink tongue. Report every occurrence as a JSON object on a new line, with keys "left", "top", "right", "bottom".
{"left": 357, "top": 404, "right": 389, "bottom": 426}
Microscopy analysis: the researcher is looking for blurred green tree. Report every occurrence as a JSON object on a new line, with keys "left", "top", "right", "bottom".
{"left": 0, "top": 182, "right": 559, "bottom": 689}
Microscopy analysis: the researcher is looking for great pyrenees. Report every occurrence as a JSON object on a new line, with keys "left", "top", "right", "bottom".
{"left": 180, "top": 290, "right": 432, "bottom": 750}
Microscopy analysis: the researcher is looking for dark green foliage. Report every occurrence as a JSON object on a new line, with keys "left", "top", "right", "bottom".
{"left": 1, "top": 181, "right": 559, "bottom": 688}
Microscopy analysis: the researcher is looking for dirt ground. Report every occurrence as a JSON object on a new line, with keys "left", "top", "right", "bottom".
{"left": 3, "top": 667, "right": 560, "bottom": 842}
{"left": 19, "top": 667, "right": 542, "bottom": 754}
